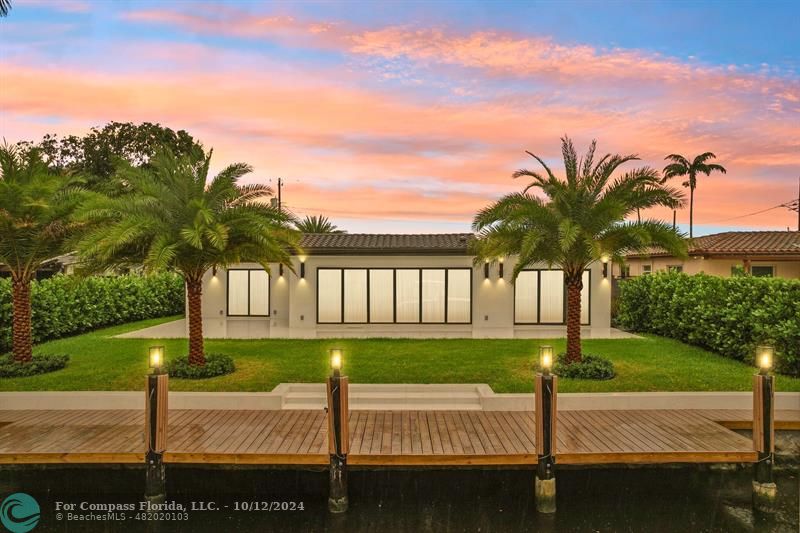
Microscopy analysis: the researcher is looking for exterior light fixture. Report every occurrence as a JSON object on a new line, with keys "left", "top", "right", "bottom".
{"left": 212, "top": 265, "right": 217, "bottom": 277}
{"left": 300, "top": 262, "right": 306, "bottom": 279}
{"left": 279, "top": 264, "right": 284, "bottom": 277}
{"left": 149, "top": 346, "right": 165, "bottom": 373}
{"left": 601, "top": 254, "right": 610, "bottom": 278}
{"left": 330, "top": 348, "right": 343, "bottom": 376}
{"left": 484, "top": 261, "right": 490, "bottom": 279}
{"left": 539, "top": 345, "right": 554, "bottom": 375}
{"left": 498, "top": 258, "right": 504, "bottom": 279}
{"left": 756, "top": 345, "right": 773, "bottom": 375}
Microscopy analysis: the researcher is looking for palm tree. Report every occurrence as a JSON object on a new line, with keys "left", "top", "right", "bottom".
{"left": 0, "top": 0, "right": 11, "bottom": 17}
{"left": 473, "top": 137, "right": 687, "bottom": 364}
{"left": 75, "top": 149, "right": 300, "bottom": 366}
{"left": 0, "top": 144, "right": 84, "bottom": 362}
{"left": 295, "top": 215, "right": 345, "bottom": 233}
{"left": 663, "top": 153, "right": 726, "bottom": 238}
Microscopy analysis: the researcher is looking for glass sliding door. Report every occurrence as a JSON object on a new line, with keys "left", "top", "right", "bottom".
{"left": 446, "top": 269, "right": 471, "bottom": 323}
{"left": 317, "top": 269, "right": 342, "bottom": 323}
{"left": 343, "top": 269, "right": 367, "bottom": 323}
{"left": 514, "top": 270, "right": 538, "bottom": 323}
{"left": 539, "top": 270, "right": 565, "bottom": 323}
{"left": 421, "top": 269, "right": 446, "bottom": 323}
{"left": 369, "top": 269, "right": 394, "bottom": 323}
{"left": 395, "top": 269, "right": 420, "bottom": 323}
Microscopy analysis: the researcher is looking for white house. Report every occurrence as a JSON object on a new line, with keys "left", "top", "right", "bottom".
{"left": 197, "top": 233, "right": 613, "bottom": 339}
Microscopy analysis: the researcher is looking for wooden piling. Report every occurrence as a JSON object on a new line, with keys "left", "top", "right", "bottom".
{"left": 327, "top": 375, "right": 349, "bottom": 513}
{"left": 145, "top": 373, "right": 168, "bottom": 503}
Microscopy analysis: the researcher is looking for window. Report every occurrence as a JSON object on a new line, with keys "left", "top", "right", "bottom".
{"left": 514, "top": 269, "right": 591, "bottom": 325}
{"left": 667, "top": 265, "right": 683, "bottom": 273}
{"left": 317, "top": 267, "right": 472, "bottom": 324}
{"left": 642, "top": 265, "right": 652, "bottom": 275}
{"left": 751, "top": 265, "right": 774, "bottom": 277}
{"left": 227, "top": 269, "right": 270, "bottom": 316}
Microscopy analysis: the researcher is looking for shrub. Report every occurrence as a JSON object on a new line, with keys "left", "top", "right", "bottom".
{"left": 0, "top": 273, "right": 185, "bottom": 353}
{"left": 553, "top": 352, "right": 616, "bottom": 380}
{"left": 0, "top": 353, "right": 69, "bottom": 377}
{"left": 167, "top": 353, "right": 235, "bottom": 379}
{"left": 617, "top": 273, "right": 800, "bottom": 376}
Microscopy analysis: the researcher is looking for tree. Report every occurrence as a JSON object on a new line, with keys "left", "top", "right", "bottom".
{"left": 0, "top": 144, "right": 84, "bottom": 362}
{"left": 663, "top": 152, "right": 726, "bottom": 238}
{"left": 295, "top": 215, "right": 345, "bottom": 233}
{"left": 472, "top": 137, "right": 687, "bottom": 364}
{"left": 1, "top": 0, "right": 11, "bottom": 17}
{"left": 18, "top": 122, "right": 203, "bottom": 194}
{"left": 75, "top": 149, "right": 300, "bottom": 366}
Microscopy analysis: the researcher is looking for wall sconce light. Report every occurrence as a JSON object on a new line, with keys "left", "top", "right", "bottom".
{"left": 149, "top": 345, "right": 165, "bottom": 374}
{"left": 330, "top": 348, "right": 343, "bottom": 377}
{"left": 484, "top": 261, "right": 490, "bottom": 279}
{"left": 279, "top": 264, "right": 284, "bottom": 277}
{"left": 498, "top": 258, "right": 504, "bottom": 279}
{"left": 756, "top": 345, "right": 773, "bottom": 375}
{"left": 601, "top": 254, "right": 610, "bottom": 278}
{"left": 539, "top": 345, "right": 553, "bottom": 375}
{"left": 212, "top": 265, "right": 217, "bottom": 277}
{"left": 300, "top": 262, "right": 306, "bottom": 279}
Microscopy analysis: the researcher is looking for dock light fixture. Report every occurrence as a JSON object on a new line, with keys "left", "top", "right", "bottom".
{"left": 149, "top": 346, "right": 164, "bottom": 373}
{"left": 601, "top": 254, "right": 610, "bottom": 278}
{"left": 756, "top": 345, "right": 773, "bottom": 375}
{"left": 300, "top": 261, "right": 306, "bottom": 279}
{"left": 484, "top": 261, "right": 490, "bottom": 279}
{"left": 539, "top": 345, "right": 554, "bottom": 375}
{"left": 330, "top": 348, "right": 343, "bottom": 376}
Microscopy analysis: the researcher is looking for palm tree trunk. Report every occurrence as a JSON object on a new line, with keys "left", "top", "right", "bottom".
{"left": 565, "top": 274, "right": 583, "bottom": 364}
{"left": 11, "top": 275, "right": 33, "bottom": 363}
{"left": 637, "top": 208, "right": 641, "bottom": 222}
{"left": 186, "top": 277, "right": 205, "bottom": 366}
{"left": 689, "top": 186, "right": 694, "bottom": 238}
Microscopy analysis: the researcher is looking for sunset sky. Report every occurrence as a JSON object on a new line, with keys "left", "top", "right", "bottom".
{"left": 1, "top": 0, "right": 798, "bottom": 235}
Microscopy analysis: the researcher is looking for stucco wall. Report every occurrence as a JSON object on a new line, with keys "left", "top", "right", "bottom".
{"left": 626, "top": 256, "right": 800, "bottom": 278}
{"left": 198, "top": 255, "right": 611, "bottom": 338}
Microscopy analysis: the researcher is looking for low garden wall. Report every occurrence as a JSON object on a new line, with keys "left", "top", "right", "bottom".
{"left": 617, "top": 273, "right": 800, "bottom": 376}
{"left": 0, "top": 273, "right": 184, "bottom": 353}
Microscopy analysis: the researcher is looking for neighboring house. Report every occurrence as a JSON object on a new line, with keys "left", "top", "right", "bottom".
{"left": 625, "top": 231, "right": 800, "bottom": 278}
{"left": 0, "top": 252, "right": 81, "bottom": 279}
{"left": 198, "top": 233, "right": 612, "bottom": 339}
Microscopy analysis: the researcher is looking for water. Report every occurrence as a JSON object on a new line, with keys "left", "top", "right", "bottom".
{"left": 1, "top": 466, "right": 797, "bottom": 532}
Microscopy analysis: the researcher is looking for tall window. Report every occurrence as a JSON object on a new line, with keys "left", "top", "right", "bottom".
{"left": 227, "top": 269, "right": 270, "bottom": 316}
{"left": 317, "top": 267, "right": 472, "bottom": 324}
{"left": 514, "top": 269, "right": 590, "bottom": 325}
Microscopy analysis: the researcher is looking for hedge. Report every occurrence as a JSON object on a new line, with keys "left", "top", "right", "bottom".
{"left": 0, "top": 273, "right": 184, "bottom": 353}
{"left": 616, "top": 273, "right": 800, "bottom": 376}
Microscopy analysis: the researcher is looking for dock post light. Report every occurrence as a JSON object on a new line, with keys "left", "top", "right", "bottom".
{"left": 484, "top": 261, "right": 490, "bottom": 279}
{"left": 535, "top": 346, "right": 558, "bottom": 513}
{"left": 145, "top": 346, "right": 168, "bottom": 503}
{"left": 539, "top": 345, "right": 554, "bottom": 376}
{"left": 327, "top": 348, "right": 349, "bottom": 513}
{"left": 752, "top": 344, "right": 776, "bottom": 511}
{"left": 601, "top": 254, "right": 610, "bottom": 278}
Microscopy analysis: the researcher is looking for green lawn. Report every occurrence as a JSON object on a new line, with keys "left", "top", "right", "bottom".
{"left": 3, "top": 316, "right": 799, "bottom": 393}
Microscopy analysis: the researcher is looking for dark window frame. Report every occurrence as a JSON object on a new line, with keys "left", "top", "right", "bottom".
{"left": 226, "top": 268, "right": 271, "bottom": 317}
{"left": 751, "top": 265, "right": 774, "bottom": 277}
{"left": 316, "top": 267, "right": 473, "bottom": 325}
{"left": 513, "top": 268, "right": 591, "bottom": 326}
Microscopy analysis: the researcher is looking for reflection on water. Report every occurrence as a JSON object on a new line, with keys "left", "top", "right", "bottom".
{"left": 1, "top": 466, "right": 797, "bottom": 532}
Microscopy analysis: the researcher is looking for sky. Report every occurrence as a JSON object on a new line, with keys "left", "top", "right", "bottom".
{"left": 1, "top": 0, "right": 799, "bottom": 235}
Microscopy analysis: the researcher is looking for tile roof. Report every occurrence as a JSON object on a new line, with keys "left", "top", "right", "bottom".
{"left": 627, "top": 231, "right": 800, "bottom": 258}
{"left": 298, "top": 233, "right": 474, "bottom": 255}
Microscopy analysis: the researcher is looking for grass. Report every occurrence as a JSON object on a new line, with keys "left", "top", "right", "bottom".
{"left": 2, "top": 316, "right": 799, "bottom": 393}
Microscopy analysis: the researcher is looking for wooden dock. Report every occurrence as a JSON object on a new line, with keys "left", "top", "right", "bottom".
{"left": 2, "top": 408, "right": 795, "bottom": 467}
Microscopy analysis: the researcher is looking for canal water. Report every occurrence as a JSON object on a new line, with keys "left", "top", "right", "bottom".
{"left": 1, "top": 466, "right": 797, "bottom": 532}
